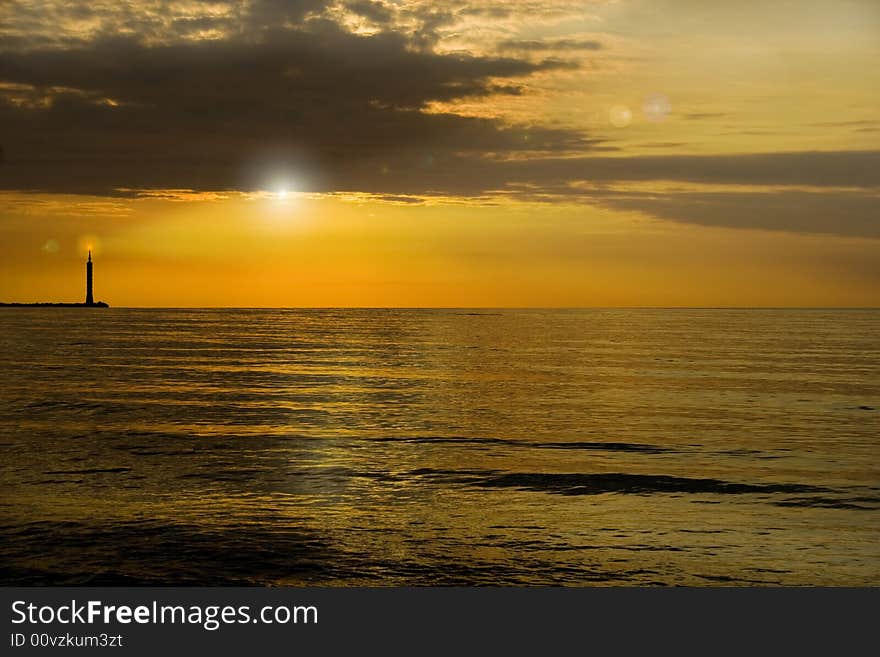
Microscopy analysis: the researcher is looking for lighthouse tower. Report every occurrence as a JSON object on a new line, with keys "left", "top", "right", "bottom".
{"left": 85, "top": 251, "right": 94, "bottom": 306}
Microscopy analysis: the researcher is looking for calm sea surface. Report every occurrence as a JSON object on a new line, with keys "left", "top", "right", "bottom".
{"left": 0, "top": 309, "right": 877, "bottom": 585}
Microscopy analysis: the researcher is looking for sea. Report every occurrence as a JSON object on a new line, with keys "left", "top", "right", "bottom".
{"left": 0, "top": 308, "right": 877, "bottom": 586}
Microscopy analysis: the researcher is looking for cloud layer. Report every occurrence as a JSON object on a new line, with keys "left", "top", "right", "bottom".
{"left": 1, "top": 0, "right": 878, "bottom": 240}
{"left": 1, "top": 6, "right": 591, "bottom": 194}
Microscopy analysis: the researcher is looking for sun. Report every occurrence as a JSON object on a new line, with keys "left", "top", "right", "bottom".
{"left": 277, "top": 189, "right": 288, "bottom": 200}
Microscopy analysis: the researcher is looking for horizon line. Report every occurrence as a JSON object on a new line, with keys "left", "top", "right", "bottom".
{"left": 4, "top": 305, "right": 877, "bottom": 311}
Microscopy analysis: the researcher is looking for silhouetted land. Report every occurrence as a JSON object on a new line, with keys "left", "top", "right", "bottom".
{"left": 0, "top": 302, "right": 109, "bottom": 308}
{"left": 3, "top": 253, "right": 109, "bottom": 308}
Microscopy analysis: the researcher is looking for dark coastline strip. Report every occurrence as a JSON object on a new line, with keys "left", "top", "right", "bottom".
{"left": 0, "top": 302, "right": 109, "bottom": 307}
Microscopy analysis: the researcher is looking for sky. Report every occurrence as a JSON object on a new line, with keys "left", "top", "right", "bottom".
{"left": 1, "top": 0, "right": 878, "bottom": 307}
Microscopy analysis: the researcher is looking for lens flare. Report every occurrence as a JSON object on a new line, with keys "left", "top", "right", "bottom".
{"left": 643, "top": 93, "right": 672, "bottom": 122}
{"left": 42, "top": 239, "right": 60, "bottom": 254}
{"left": 77, "top": 235, "right": 101, "bottom": 257}
{"left": 609, "top": 105, "right": 633, "bottom": 128}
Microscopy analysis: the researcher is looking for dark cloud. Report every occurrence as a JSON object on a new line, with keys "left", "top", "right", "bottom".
{"left": 809, "top": 119, "right": 879, "bottom": 128}
{"left": 719, "top": 130, "right": 783, "bottom": 137}
{"left": 0, "top": 21, "right": 588, "bottom": 195}
{"left": 441, "top": 150, "right": 880, "bottom": 190}
{"left": 404, "top": 6, "right": 459, "bottom": 48}
{"left": 459, "top": 6, "right": 512, "bottom": 20}
{"left": 636, "top": 142, "right": 689, "bottom": 149}
{"left": 498, "top": 38, "right": 602, "bottom": 51}
{"left": 594, "top": 189, "right": 880, "bottom": 240}
{"left": 0, "top": 26, "right": 567, "bottom": 109}
{"left": 344, "top": 0, "right": 396, "bottom": 25}
{"left": 170, "top": 16, "right": 234, "bottom": 36}
{"left": 246, "top": 0, "right": 330, "bottom": 28}
{"left": 526, "top": 152, "right": 880, "bottom": 241}
{"left": 327, "top": 151, "right": 880, "bottom": 239}
{"left": 682, "top": 112, "right": 727, "bottom": 120}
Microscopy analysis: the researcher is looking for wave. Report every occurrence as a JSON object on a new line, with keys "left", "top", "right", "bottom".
{"left": 372, "top": 436, "right": 671, "bottom": 453}
{"left": 405, "top": 468, "right": 880, "bottom": 509}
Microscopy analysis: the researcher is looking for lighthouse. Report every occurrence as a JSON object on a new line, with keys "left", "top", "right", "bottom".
{"left": 85, "top": 250, "right": 94, "bottom": 306}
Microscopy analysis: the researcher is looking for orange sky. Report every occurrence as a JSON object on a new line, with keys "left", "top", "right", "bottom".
{"left": 3, "top": 191, "right": 877, "bottom": 307}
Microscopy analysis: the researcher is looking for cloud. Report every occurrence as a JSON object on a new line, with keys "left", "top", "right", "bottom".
{"left": 326, "top": 150, "right": 880, "bottom": 239}
{"left": 247, "top": 0, "right": 331, "bottom": 26}
{"left": 636, "top": 142, "right": 689, "bottom": 149}
{"left": 0, "top": 19, "right": 590, "bottom": 195}
{"left": 809, "top": 120, "right": 879, "bottom": 128}
{"left": 594, "top": 189, "right": 880, "bottom": 240}
{"left": 682, "top": 112, "right": 727, "bottom": 120}
{"left": 489, "top": 150, "right": 880, "bottom": 189}
{"left": 2, "top": 0, "right": 878, "bottom": 243}
{"left": 342, "top": 0, "right": 396, "bottom": 25}
{"left": 503, "top": 152, "right": 880, "bottom": 239}
{"left": 498, "top": 38, "right": 603, "bottom": 51}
